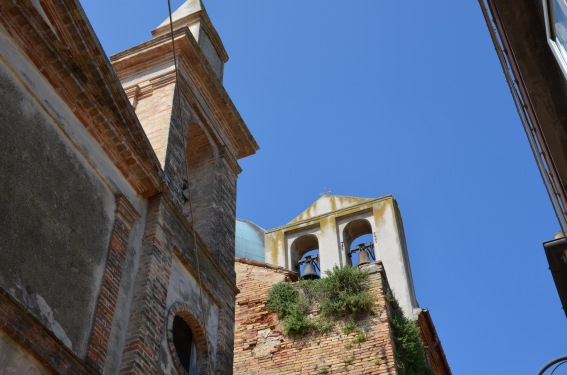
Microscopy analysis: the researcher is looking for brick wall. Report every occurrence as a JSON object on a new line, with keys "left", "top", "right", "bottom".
{"left": 234, "top": 260, "right": 399, "bottom": 375}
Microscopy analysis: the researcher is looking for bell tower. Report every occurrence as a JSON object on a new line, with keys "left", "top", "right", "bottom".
{"left": 264, "top": 194, "right": 420, "bottom": 319}
{"left": 111, "top": 0, "right": 258, "bottom": 275}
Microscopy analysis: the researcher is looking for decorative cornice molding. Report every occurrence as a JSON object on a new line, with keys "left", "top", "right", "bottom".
{"left": 111, "top": 28, "right": 258, "bottom": 160}
{"left": 219, "top": 146, "right": 242, "bottom": 175}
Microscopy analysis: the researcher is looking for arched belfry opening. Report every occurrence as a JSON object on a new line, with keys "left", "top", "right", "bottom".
{"left": 343, "top": 219, "right": 375, "bottom": 266}
{"left": 290, "top": 235, "right": 321, "bottom": 279}
{"left": 185, "top": 123, "right": 216, "bottom": 240}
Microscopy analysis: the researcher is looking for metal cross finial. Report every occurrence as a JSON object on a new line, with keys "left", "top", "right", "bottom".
{"left": 320, "top": 187, "right": 332, "bottom": 196}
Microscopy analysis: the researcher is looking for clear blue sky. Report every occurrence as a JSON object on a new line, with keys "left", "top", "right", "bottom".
{"left": 82, "top": 1, "right": 567, "bottom": 373}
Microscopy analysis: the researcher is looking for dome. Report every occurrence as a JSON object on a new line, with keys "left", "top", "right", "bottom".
{"left": 235, "top": 219, "right": 265, "bottom": 262}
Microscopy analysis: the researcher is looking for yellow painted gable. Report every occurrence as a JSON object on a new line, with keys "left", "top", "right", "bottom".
{"left": 288, "top": 195, "right": 375, "bottom": 223}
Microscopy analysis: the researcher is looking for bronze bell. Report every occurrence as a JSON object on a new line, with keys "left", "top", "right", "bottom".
{"left": 301, "top": 262, "right": 320, "bottom": 280}
{"left": 358, "top": 250, "right": 371, "bottom": 265}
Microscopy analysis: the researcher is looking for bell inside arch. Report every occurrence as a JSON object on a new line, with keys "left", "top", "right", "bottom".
{"left": 349, "top": 242, "right": 376, "bottom": 266}
{"left": 301, "top": 262, "right": 320, "bottom": 280}
{"left": 297, "top": 254, "right": 320, "bottom": 280}
{"left": 358, "top": 249, "right": 371, "bottom": 265}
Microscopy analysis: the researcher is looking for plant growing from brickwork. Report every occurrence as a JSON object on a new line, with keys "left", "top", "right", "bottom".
{"left": 352, "top": 331, "right": 367, "bottom": 344}
{"left": 342, "top": 321, "right": 357, "bottom": 335}
{"left": 319, "top": 266, "right": 375, "bottom": 318}
{"left": 266, "top": 266, "right": 375, "bottom": 336}
{"left": 282, "top": 305, "right": 315, "bottom": 335}
{"left": 266, "top": 282, "right": 300, "bottom": 319}
{"left": 316, "top": 321, "right": 333, "bottom": 334}
{"left": 385, "top": 292, "right": 435, "bottom": 375}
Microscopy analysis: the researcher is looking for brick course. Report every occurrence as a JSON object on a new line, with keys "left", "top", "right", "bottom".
{"left": 0, "top": 290, "right": 89, "bottom": 374}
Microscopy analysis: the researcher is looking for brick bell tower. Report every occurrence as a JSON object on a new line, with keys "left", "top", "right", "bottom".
{"left": 110, "top": 1, "right": 258, "bottom": 373}
{"left": 111, "top": 0, "right": 258, "bottom": 276}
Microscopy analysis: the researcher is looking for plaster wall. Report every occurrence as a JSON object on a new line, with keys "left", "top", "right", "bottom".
{"left": 0, "top": 332, "right": 50, "bottom": 375}
{"left": 0, "top": 24, "right": 147, "bottom": 357}
{"left": 103, "top": 215, "right": 148, "bottom": 374}
{"left": 0, "top": 25, "right": 146, "bottom": 208}
{"left": 0, "top": 48, "right": 111, "bottom": 357}
{"left": 265, "top": 231, "right": 287, "bottom": 269}
{"left": 318, "top": 216, "right": 341, "bottom": 272}
{"left": 371, "top": 200, "right": 419, "bottom": 319}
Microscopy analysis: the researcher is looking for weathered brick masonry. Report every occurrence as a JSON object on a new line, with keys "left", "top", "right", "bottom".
{"left": 234, "top": 259, "right": 398, "bottom": 375}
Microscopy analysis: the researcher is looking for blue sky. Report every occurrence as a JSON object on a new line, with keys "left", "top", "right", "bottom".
{"left": 82, "top": 1, "right": 567, "bottom": 373}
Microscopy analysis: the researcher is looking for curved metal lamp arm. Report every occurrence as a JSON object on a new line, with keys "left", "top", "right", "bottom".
{"left": 537, "top": 355, "right": 567, "bottom": 375}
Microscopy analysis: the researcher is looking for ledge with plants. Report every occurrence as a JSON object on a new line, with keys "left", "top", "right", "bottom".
{"left": 266, "top": 265, "right": 375, "bottom": 336}
{"left": 266, "top": 264, "right": 435, "bottom": 374}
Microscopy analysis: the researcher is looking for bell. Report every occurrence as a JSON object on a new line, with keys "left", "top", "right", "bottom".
{"left": 358, "top": 250, "right": 371, "bottom": 265}
{"left": 301, "top": 262, "right": 320, "bottom": 280}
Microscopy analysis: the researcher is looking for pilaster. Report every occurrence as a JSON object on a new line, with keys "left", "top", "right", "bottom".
{"left": 86, "top": 195, "right": 141, "bottom": 373}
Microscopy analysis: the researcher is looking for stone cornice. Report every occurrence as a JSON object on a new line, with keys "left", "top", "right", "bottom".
{"left": 219, "top": 146, "right": 242, "bottom": 175}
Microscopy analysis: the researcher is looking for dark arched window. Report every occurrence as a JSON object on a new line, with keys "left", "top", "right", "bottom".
{"left": 172, "top": 315, "right": 197, "bottom": 374}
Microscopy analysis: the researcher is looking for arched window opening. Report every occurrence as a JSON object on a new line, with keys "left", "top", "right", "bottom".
{"left": 185, "top": 124, "right": 215, "bottom": 239}
{"left": 290, "top": 235, "right": 321, "bottom": 279}
{"left": 172, "top": 315, "right": 197, "bottom": 375}
{"left": 343, "top": 219, "right": 375, "bottom": 266}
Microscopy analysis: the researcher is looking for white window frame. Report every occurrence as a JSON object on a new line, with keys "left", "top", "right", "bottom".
{"left": 544, "top": 0, "right": 567, "bottom": 80}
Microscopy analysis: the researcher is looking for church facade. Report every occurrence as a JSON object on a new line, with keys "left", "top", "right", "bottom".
{"left": 0, "top": 0, "right": 256, "bottom": 374}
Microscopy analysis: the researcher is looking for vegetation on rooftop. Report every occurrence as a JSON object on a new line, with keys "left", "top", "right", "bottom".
{"left": 266, "top": 266, "right": 375, "bottom": 336}
{"left": 266, "top": 266, "right": 435, "bottom": 374}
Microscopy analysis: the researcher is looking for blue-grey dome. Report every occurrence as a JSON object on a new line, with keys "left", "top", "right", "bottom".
{"left": 235, "top": 219, "right": 265, "bottom": 262}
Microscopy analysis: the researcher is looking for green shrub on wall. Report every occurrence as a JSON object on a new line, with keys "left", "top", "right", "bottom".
{"left": 266, "top": 282, "right": 300, "bottom": 319}
{"left": 319, "top": 266, "right": 375, "bottom": 318}
{"left": 266, "top": 266, "right": 375, "bottom": 335}
{"left": 386, "top": 292, "right": 435, "bottom": 375}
